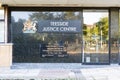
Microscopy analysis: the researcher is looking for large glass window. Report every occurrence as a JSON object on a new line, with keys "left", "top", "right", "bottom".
{"left": 83, "top": 10, "right": 109, "bottom": 64}
{"left": 0, "top": 9, "right": 5, "bottom": 42}
{"left": 11, "top": 11, "right": 82, "bottom": 63}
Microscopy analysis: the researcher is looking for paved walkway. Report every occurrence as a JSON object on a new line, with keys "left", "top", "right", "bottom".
{"left": 0, "top": 63, "right": 120, "bottom": 80}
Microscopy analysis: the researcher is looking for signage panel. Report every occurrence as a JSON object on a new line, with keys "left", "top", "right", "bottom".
{"left": 37, "top": 20, "right": 81, "bottom": 33}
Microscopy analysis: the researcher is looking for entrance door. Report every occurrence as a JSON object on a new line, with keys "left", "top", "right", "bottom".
{"left": 82, "top": 10, "right": 109, "bottom": 64}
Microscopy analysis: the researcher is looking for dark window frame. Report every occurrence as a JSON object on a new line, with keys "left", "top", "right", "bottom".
{"left": 8, "top": 7, "right": 110, "bottom": 64}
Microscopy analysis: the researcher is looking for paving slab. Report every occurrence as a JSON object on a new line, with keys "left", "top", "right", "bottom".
{"left": 0, "top": 63, "right": 120, "bottom": 80}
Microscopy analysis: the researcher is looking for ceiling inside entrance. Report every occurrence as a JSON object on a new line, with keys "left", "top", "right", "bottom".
{"left": 1, "top": 0, "right": 120, "bottom": 7}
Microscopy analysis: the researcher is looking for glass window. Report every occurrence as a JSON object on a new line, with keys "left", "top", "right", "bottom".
{"left": 11, "top": 11, "right": 82, "bottom": 63}
{"left": 83, "top": 10, "right": 109, "bottom": 64}
{"left": 0, "top": 21, "right": 5, "bottom": 42}
{"left": 0, "top": 9, "right": 5, "bottom": 42}
{"left": 0, "top": 10, "right": 4, "bottom": 19}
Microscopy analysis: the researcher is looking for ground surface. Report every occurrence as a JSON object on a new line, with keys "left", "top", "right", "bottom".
{"left": 0, "top": 63, "right": 120, "bottom": 80}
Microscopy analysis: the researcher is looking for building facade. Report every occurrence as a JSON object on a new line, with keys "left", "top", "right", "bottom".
{"left": 0, "top": 0, "right": 120, "bottom": 67}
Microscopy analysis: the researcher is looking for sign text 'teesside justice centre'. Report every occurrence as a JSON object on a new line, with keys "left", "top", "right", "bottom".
{"left": 38, "top": 20, "right": 81, "bottom": 33}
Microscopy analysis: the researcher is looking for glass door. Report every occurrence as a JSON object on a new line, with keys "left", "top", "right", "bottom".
{"left": 83, "top": 10, "right": 109, "bottom": 64}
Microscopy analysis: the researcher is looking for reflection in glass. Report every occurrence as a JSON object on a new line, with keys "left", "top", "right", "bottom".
{"left": 12, "top": 11, "right": 81, "bottom": 22}
{"left": 0, "top": 21, "right": 5, "bottom": 42}
{"left": 11, "top": 11, "right": 82, "bottom": 63}
{"left": 83, "top": 10, "right": 109, "bottom": 63}
{"left": 0, "top": 10, "right": 4, "bottom": 19}
{"left": 0, "top": 9, "right": 4, "bottom": 42}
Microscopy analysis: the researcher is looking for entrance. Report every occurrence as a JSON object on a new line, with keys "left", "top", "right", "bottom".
{"left": 82, "top": 10, "right": 109, "bottom": 64}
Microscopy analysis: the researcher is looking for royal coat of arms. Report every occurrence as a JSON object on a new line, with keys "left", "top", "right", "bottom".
{"left": 23, "top": 20, "right": 37, "bottom": 33}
